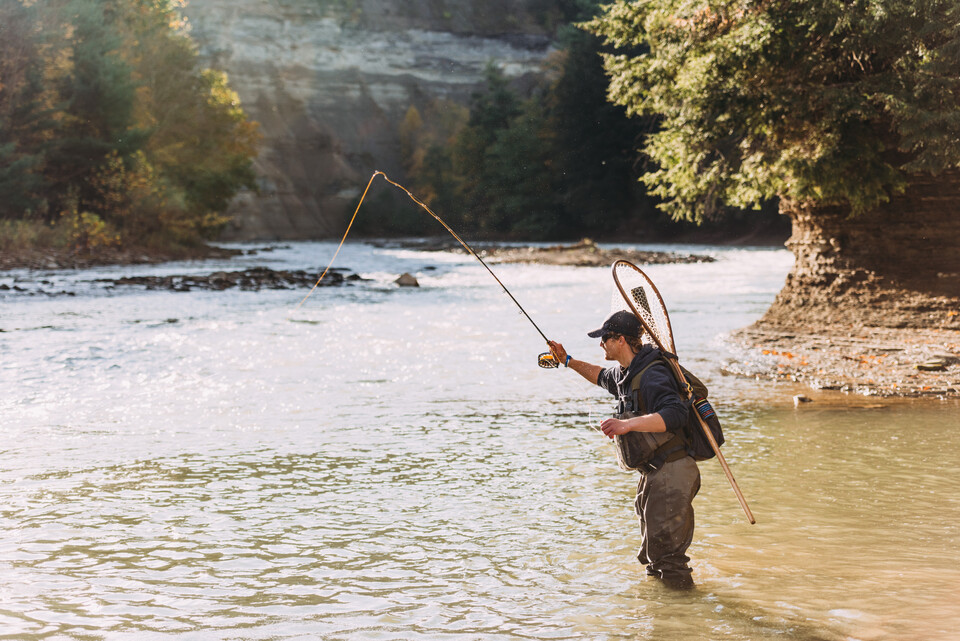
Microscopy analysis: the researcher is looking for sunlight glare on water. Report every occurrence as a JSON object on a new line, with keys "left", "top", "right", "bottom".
{"left": 1, "top": 241, "right": 959, "bottom": 640}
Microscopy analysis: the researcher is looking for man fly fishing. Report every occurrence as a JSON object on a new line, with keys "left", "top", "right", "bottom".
{"left": 548, "top": 310, "right": 700, "bottom": 590}
{"left": 304, "top": 175, "right": 749, "bottom": 583}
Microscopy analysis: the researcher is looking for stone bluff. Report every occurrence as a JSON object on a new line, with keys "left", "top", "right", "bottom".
{"left": 182, "top": 0, "right": 561, "bottom": 240}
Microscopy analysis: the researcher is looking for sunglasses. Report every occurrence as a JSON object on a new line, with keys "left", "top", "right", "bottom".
{"left": 601, "top": 333, "right": 620, "bottom": 344}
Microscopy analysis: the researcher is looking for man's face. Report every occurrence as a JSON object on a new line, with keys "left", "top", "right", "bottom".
{"left": 600, "top": 333, "right": 624, "bottom": 361}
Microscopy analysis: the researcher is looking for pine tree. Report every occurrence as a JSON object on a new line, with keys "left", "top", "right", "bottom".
{"left": 452, "top": 64, "right": 524, "bottom": 233}
{"left": 46, "top": 0, "right": 146, "bottom": 220}
{"left": 544, "top": 27, "right": 652, "bottom": 235}
{"left": 0, "top": 1, "right": 56, "bottom": 218}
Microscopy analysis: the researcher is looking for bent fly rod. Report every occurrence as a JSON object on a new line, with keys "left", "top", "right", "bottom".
{"left": 294, "top": 170, "right": 553, "bottom": 350}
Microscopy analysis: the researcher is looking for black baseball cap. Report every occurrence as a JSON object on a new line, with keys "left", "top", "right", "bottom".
{"left": 587, "top": 310, "right": 642, "bottom": 338}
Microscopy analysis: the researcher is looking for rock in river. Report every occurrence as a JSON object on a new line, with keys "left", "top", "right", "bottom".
{"left": 105, "top": 267, "right": 362, "bottom": 292}
{"left": 395, "top": 273, "right": 420, "bottom": 287}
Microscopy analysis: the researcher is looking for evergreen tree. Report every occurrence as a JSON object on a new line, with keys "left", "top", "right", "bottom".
{"left": 584, "top": 0, "right": 960, "bottom": 219}
{"left": 484, "top": 102, "right": 557, "bottom": 237}
{"left": 545, "top": 27, "right": 652, "bottom": 235}
{"left": 418, "top": 41, "right": 653, "bottom": 239}
{"left": 47, "top": 0, "right": 146, "bottom": 220}
{"left": 453, "top": 64, "right": 524, "bottom": 233}
{"left": 0, "top": 1, "right": 57, "bottom": 218}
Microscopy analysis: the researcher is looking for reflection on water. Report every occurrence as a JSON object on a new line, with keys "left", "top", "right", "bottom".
{"left": 2, "top": 242, "right": 959, "bottom": 640}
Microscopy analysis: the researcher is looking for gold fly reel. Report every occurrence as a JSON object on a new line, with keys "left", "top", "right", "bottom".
{"left": 538, "top": 352, "right": 559, "bottom": 368}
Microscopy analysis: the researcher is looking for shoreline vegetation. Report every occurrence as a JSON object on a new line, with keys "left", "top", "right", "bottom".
{"left": 0, "top": 217, "right": 249, "bottom": 272}
{"left": 3, "top": 237, "right": 956, "bottom": 400}
{"left": 0, "top": 242, "right": 241, "bottom": 272}
{"left": 0, "top": 0, "right": 258, "bottom": 267}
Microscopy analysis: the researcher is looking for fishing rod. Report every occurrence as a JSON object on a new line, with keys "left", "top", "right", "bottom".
{"left": 294, "top": 170, "right": 552, "bottom": 347}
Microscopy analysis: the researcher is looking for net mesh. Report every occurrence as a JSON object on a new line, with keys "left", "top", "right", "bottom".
{"left": 611, "top": 261, "right": 675, "bottom": 353}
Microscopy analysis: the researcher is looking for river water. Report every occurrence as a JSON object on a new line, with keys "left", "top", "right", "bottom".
{"left": 1, "top": 241, "right": 958, "bottom": 641}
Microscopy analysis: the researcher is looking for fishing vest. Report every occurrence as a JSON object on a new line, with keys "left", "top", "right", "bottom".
{"left": 612, "top": 361, "right": 691, "bottom": 473}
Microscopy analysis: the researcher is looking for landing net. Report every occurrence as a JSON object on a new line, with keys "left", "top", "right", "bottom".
{"left": 611, "top": 258, "right": 756, "bottom": 524}
{"left": 611, "top": 260, "right": 676, "bottom": 355}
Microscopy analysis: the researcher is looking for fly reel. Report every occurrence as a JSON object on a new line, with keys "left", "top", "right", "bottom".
{"left": 538, "top": 352, "right": 559, "bottom": 368}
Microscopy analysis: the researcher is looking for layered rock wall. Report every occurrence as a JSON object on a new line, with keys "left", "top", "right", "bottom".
{"left": 760, "top": 176, "right": 960, "bottom": 330}
{"left": 182, "top": 0, "right": 558, "bottom": 239}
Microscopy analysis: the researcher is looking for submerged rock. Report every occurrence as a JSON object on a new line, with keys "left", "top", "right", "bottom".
{"left": 105, "top": 267, "right": 362, "bottom": 292}
{"left": 916, "top": 359, "right": 948, "bottom": 372}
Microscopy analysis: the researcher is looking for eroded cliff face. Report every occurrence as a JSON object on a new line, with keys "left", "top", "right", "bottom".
{"left": 182, "top": 0, "right": 558, "bottom": 240}
{"left": 759, "top": 176, "right": 960, "bottom": 330}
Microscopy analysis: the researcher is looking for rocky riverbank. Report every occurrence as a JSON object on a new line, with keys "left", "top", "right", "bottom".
{"left": 485, "top": 240, "right": 714, "bottom": 266}
{"left": 726, "top": 325, "right": 960, "bottom": 399}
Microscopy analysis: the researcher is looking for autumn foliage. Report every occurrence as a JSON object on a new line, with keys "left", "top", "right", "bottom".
{"left": 0, "top": 0, "right": 258, "bottom": 252}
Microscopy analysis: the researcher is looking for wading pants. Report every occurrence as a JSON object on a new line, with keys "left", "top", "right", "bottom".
{"left": 635, "top": 455, "right": 701, "bottom": 585}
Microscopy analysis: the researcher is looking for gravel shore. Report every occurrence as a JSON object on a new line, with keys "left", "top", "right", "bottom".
{"left": 0, "top": 245, "right": 239, "bottom": 271}
{"left": 727, "top": 325, "right": 960, "bottom": 399}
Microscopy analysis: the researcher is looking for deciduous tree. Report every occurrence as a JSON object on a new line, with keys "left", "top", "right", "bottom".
{"left": 0, "top": 0, "right": 258, "bottom": 252}
{"left": 586, "top": 0, "right": 960, "bottom": 328}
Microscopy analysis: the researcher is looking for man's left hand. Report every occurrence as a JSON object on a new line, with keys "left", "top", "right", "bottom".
{"left": 600, "top": 417, "right": 630, "bottom": 438}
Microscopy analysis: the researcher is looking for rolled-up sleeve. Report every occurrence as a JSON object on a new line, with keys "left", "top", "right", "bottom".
{"left": 596, "top": 366, "right": 620, "bottom": 395}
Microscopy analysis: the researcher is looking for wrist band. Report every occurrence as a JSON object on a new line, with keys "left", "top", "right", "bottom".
{"left": 565, "top": 354, "right": 572, "bottom": 367}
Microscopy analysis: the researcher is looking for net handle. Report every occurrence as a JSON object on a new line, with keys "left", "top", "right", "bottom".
{"left": 611, "top": 260, "right": 756, "bottom": 525}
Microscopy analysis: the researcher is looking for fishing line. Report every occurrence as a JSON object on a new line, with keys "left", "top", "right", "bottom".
{"left": 294, "top": 170, "right": 550, "bottom": 344}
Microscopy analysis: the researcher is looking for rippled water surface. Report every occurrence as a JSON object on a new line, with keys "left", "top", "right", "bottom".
{"left": 2, "top": 242, "right": 959, "bottom": 640}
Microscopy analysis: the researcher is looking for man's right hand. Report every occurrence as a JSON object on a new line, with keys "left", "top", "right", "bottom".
{"left": 547, "top": 340, "right": 566, "bottom": 363}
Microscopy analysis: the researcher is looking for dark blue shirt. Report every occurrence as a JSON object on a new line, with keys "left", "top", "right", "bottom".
{"left": 596, "top": 345, "right": 689, "bottom": 432}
